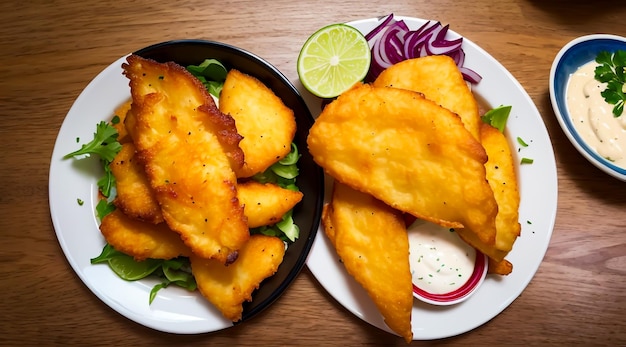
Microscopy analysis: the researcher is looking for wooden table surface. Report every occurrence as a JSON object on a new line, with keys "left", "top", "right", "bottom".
{"left": 2, "top": 0, "right": 625, "bottom": 345}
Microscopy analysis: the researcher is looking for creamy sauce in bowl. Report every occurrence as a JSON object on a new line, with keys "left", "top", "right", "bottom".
{"left": 566, "top": 61, "right": 626, "bottom": 168}
{"left": 407, "top": 219, "right": 487, "bottom": 305}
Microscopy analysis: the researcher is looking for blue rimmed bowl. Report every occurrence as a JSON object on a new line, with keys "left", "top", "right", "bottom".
{"left": 549, "top": 34, "right": 626, "bottom": 181}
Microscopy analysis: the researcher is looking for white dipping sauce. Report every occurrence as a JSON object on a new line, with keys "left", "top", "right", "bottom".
{"left": 566, "top": 60, "right": 626, "bottom": 168}
{"left": 407, "top": 220, "right": 476, "bottom": 294}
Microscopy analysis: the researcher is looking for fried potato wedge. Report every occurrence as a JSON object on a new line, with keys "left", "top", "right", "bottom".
{"left": 322, "top": 181, "right": 413, "bottom": 343}
{"left": 99, "top": 209, "right": 190, "bottom": 261}
{"left": 110, "top": 142, "right": 163, "bottom": 224}
{"left": 219, "top": 69, "right": 296, "bottom": 178}
{"left": 373, "top": 55, "right": 481, "bottom": 141}
{"left": 190, "top": 234, "right": 285, "bottom": 322}
{"left": 123, "top": 55, "right": 249, "bottom": 263}
{"left": 308, "top": 83, "right": 498, "bottom": 245}
{"left": 237, "top": 181, "right": 303, "bottom": 228}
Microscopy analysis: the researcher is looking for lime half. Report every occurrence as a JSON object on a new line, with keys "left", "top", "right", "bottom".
{"left": 297, "top": 23, "right": 371, "bottom": 99}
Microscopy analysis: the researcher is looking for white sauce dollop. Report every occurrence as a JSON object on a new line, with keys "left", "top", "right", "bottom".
{"left": 407, "top": 220, "right": 476, "bottom": 294}
{"left": 566, "top": 60, "right": 626, "bottom": 168}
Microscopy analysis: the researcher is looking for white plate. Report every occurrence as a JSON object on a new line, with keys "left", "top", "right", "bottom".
{"left": 48, "top": 42, "right": 324, "bottom": 334}
{"left": 303, "top": 16, "right": 558, "bottom": 340}
{"left": 48, "top": 55, "right": 234, "bottom": 333}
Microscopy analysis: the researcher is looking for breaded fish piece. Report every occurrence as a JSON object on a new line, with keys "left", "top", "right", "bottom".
{"left": 481, "top": 123, "right": 521, "bottom": 254}
{"left": 110, "top": 143, "right": 302, "bottom": 229}
{"left": 190, "top": 234, "right": 286, "bottom": 322}
{"left": 458, "top": 123, "right": 521, "bottom": 266}
{"left": 99, "top": 209, "right": 190, "bottom": 261}
{"left": 488, "top": 257, "right": 513, "bottom": 276}
{"left": 237, "top": 181, "right": 303, "bottom": 228}
{"left": 219, "top": 69, "right": 297, "bottom": 178}
{"left": 111, "top": 99, "right": 132, "bottom": 144}
{"left": 456, "top": 124, "right": 520, "bottom": 265}
{"left": 110, "top": 142, "right": 163, "bottom": 224}
{"left": 322, "top": 181, "right": 413, "bottom": 343}
{"left": 123, "top": 55, "right": 249, "bottom": 263}
{"left": 308, "top": 84, "right": 498, "bottom": 245}
{"left": 373, "top": 55, "right": 481, "bottom": 141}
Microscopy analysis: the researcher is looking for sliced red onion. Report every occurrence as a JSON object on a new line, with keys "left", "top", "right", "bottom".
{"left": 460, "top": 67, "right": 483, "bottom": 84}
{"left": 363, "top": 14, "right": 482, "bottom": 84}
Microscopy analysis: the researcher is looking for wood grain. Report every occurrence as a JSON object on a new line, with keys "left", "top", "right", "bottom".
{"left": 1, "top": 0, "right": 625, "bottom": 345}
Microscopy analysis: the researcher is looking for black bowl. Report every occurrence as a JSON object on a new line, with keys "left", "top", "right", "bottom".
{"left": 135, "top": 40, "right": 324, "bottom": 324}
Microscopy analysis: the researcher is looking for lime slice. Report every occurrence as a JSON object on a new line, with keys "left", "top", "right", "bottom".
{"left": 297, "top": 23, "right": 371, "bottom": 98}
{"left": 108, "top": 256, "right": 161, "bottom": 281}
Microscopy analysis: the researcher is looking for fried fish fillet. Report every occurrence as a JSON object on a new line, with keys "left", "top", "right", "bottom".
{"left": 237, "top": 181, "right": 303, "bottom": 228}
{"left": 453, "top": 124, "right": 521, "bottom": 265}
{"left": 110, "top": 143, "right": 302, "bottom": 229}
{"left": 110, "top": 142, "right": 163, "bottom": 224}
{"left": 123, "top": 55, "right": 249, "bottom": 263}
{"left": 111, "top": 99, "right": 132, "bottom": 144}
{"left": 458, "top": 123, "right": 520, "bottom": 269}
{"left": 190, "top": 234, "right": 285, "bottom": 322}
{"left": 488, "top": 257, "right": 513, "bottom": 276}
{"left": 99, "top": 209, "right": 190, "bottom": 261}
{"left": 322, "top": 181, "right": 413, "bottom": 343}
{"left": 219, "top": 69, "right": 297, "bottom": 178}
{"left": 373, "top": 55, "right": 481, "bottom": 141}
{"left": 308, "top": 83, "right": 498, "bottom": 245}
{"left": 481, "top": 123, "right": 521, "bottom": 254}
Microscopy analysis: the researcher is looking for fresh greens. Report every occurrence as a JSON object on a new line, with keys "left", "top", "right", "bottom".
{"left": 594, "top": 50, "right": 626, "bottom": 117}
{"left": 64, "top": 121, "right": 122, "bottom": 162}
{"left": 91, "top": 244, "right": 196, "bottom": 304}
{"left": 65, "top": 121, "right": 121, "bottom": 215}
{"left": 253, "top": 143, "right": 301, "bottom": 191}
{"left": 186, "top": 59, "right": 228, "bottom": 98}
{"left": 517, "top": 136, "right": 529, "bottom": 147}
{"left": 251, "top": 143, "right": 302, "bottom": 242}
{"left": 481, "top": 105, "right": 512, "bottom": 132}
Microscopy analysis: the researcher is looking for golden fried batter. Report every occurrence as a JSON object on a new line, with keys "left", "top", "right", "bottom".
{"left": 455, "top": 124, "right": 521, "bottom": 265}
{"left": 190, "top": 234, "right": 285, "bottom": 322}
{"left": 123, "top": 55, "right": 249, "bottom": 263}
{"left": 110, "top": 145, "right": 302, "bottom": 229}
{"left": 373, "top": 55, "right": 481, "bottom": 141}
{"left": 481, "top": 123, "right": 521, "bottom": 254}
{"left": 219, "top": 69, "right": 296, "bottom": 178}
{"left": 237, "top": 181, "right": 303, "bottom": 228}
{"left": 99, "top": 209, "right": 190, "bottom": 261}
{"left": 308, "top": 83, "right": 498, "bottom": 246}
{"left": 488, "top": 257, "right": 513, "bottom": 276}
{"left": 110, "top": 142, "right": 163, "bottom": 224}
{"left": 111, "top": 99, "right": 132, "bottom": 144}
{"left": 322, "top": 182, "right": 413, "bottom": 343}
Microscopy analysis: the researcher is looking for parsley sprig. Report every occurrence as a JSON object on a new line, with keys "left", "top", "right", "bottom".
{"left": 64, "top": 120, "right": 121, "bottom": 217}
{"left": 594, "top": 50, "right": 626, "bottom": 117}
{"left": 64, "top": 120, "right": 122, "bottom": 162}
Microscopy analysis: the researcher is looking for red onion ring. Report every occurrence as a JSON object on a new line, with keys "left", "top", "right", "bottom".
{"left": 364, "top": 14, "right": 482, "bottom": 84}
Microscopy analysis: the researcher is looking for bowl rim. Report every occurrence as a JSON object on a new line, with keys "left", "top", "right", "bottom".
{"left": 412, "top": 251, "right": 488, "bottom": 306}
{"left": 549, "top": 34, "right": 626, "bottom": 181}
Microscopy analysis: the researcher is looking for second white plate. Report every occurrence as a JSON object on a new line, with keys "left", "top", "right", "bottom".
{"left": 304, "top": 15, "right": 558, "bottom": 340}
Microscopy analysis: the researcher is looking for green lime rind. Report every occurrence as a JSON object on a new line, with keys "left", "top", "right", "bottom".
{"left": 297, "top": 23, "right": 371, "bottom": 99}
